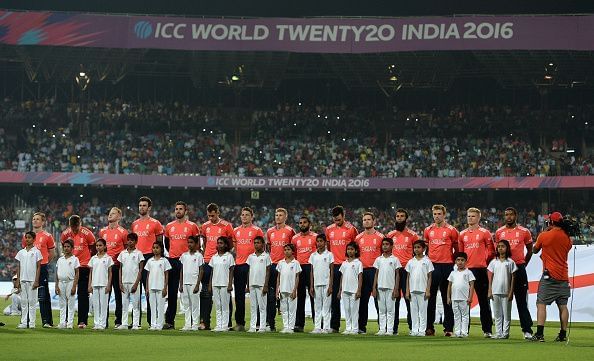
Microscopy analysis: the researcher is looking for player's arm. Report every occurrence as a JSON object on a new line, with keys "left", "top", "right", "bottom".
{"left": 164, "top": 237, "right": 170, "bottom": 253}
{"left": 133, "top": 260, "right": 144, "bottom": 293}
{"left": 106, "top": 264, "right": 113, "bottom": 294}
{"left": 263, "top": 264, "right": 270, "bottom": 295}
{"left": 15, "top": 263, "right": 21, "bottom": 291}
{"left": 291, "top": 269, "right": 300, "bottom": 300}
{"left": 163, "top": 270, "right": 169, "bottom": 297}
{"left": 447, "top": 280, "right": 452, "bottom": 304}
{"left": 55, "top": 267, "right": 61, "bottom": 295}
{"left": 208, "top": 266, "right": 213, "bottom": 294}
{"left": 468, "top": 280, "right": 475, "bottom": 305}
{"left": 48, "top": 247, "right": 56, "bottom": 262}
{"left": 119, "top": 261, "right": 124, "bottom": 291}
{"left": 371, "top": 268, "right": 379, "bottom": 298}
{"left": 355, "top": 271, "right": 362, "bottom": 299}
{"left": 88, "top": 266, "right": 94, "bottom": 294}
{"left": 33, "top": 259, "right": 41, "bottom": 289}
{"left": 195, "top": 265, "right": 204, "bottom": 294}
{"left": 393, "top": 268, "right": 400, "bottom": 300}
{"left": 425, "top": 271, "right": 432, "bottom": 300}
{"left": 276, "top": 267, "right": 281, "bottom": 299}
{"left": 227, "top": 266, "right": 234, "bottom": 292}
{"left": 526, "top": 241, "right": 534, "bottom": 262}
{"left": 328, "top": 263, "right": 333, "bottom": 296}
{"left": 309, "top": 264, "right": 315, "bottom": 297}
{"left": 487, "top": 269, "right": 493, "bottom": 299}
{"left": 179, "top": 266, "right": 184, "bottom": 293}
{"left": 72, "top": 268, "right": 79, "bottom": 295}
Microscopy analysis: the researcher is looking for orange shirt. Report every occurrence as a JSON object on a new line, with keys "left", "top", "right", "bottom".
{"left": 99, "top": 225, "right": 128, "bottom": 264}
{"left": 494, "top": 225, "right": 533, "bottom": 265}
{"left": 267, "top": 225, "right": 296, "bottom": 264}
{"left": 60, "top": 227, "right": 96, "bottom": 267}
{"left": 534, "top": 227, "right": 572, "bottom": 281}
{"left": 387, "top": 228, "right": 419, "bottom": 268}
{"left": 22, "top": 230, "right": 55, "bottom": 265}
{"left": 233, "top": 224, "right": 264, "bottom": 265}
{"left": 356, "top": 230, "right": 384, "bottom": 268}
{"left": 131, "top": 217, "right": 164, "bottom": 255}
{"left": 459, "top": 227, "right": 495, "bottom": 268}
{"left": 423, "top": 223, "right": 459, "bottom": 264}
{"left": 201, "top": 219, "right": 234, "bottom": 262}
{"left": 291, "top": 231, "right": 317, "bottom": 265}
{"left": 164, "top": 220, "right": 200, "bottom": 259}
{"left": 325, "top": 222, "right": 358, "bottom": 265}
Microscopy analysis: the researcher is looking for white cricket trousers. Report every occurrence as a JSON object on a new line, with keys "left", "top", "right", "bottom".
{"left": 280, "top": 292, "right": 297, "bottom": 331}
{"left": 313, "top": 285, "right": 331, "bottom": 330}
{"left": 149, "top": 289, "right": 165, "bottom": 329}
{"left": 377, "top": 288, "right": 395, "bottom": 334}
{"left": 92, "top": 286, "right": 109, "bottom": 329}
{"left": 181, "top": 284, "right": 201, "bottom": 329}
{"left": 342, "top": 291, "right": 359, "bottom": 333}
{"left": 410, "top": 291, "right": 427, "bottom": 335}
{"left": 452, "top": 300, "right": 470, "bottom": 337}
{"left": 121, "top": 283, "right": 141, "bottom": 327}
{"left": 20, "top": 281, "right": 38, "bottom": 327}
{"left": 213, "top": 286, "right": 230, "bottom": 330}
{"left": 58, "top": 280, "right": 76, "bottom": 327}
{"left": 249, "top": 286, "right": 267, "bottom": 330}
{"left": 492, "top": 294, "right": 512, "bottom": 337}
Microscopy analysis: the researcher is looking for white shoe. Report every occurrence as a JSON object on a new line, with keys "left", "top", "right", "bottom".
{"left": 376, "top": 330, "right": 386, "bottom": 336}
{"left": 132, "top": 326, "right": 141, "bottom": 330}
{"left": 524, "top": 332, "right": 533, "bottom": 340}
{"left": 247, "top": 328, "right": 257, "bottom": 333}
{"left": 310, "top": 328, "right": 322, "bottom": 334}
{"left": 17, "top": 324, "right": 28, "bottom": 329}
{"left": 43, "top": 323, "right": 53, "bottom": 328}
{"left": 180, "top": 326, "right": 192, "bottom": 332}
{"left": 257, "top": 328, "right": 267, "bottom": 333}
{"left": 57, "top": 323, "right": 67, "bottom": 329}
{"left": 66, "top": 324, "right": 73, "bottom": 329}
{"left": 116, "top": 325, "right": 128, "bottom": 330}
{"left": 484, "top": 332, "right": 493, "bottom": 338}
{"left": 191, "top": 326, "right": 199, "bottom": 331}
{"left": 342, "top": 330, "right": 352, "bottom": 335}
{"left": 322, "top": 329, "right": 332, "bottom": 334}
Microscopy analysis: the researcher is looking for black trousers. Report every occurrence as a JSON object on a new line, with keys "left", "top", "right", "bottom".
{"left": 233, "top": 263, "right": 249, "bottom": 326}
{"left": 165, "top": 258, "right": 182, "bottom": 326}
{"left": 470, "top": 267, "right": 493, "bottom": 334}
{"left": 514, "top": 264, "right": 534, "bottom": 334}
{"left": 358, "top": 267, "right": 379, "bottom": 332}
{"left": 427, "top": 262, "right": 454, "bottom": 333}
{"left": 394, "top": 268, "right": 412, "bottom": 333}
{"left": 200, "top": 264, "right": 233, "bottom": 328}
{"left": 330, "top": 264, "right": 342, "bottom": 331}
{"left": 296, "top": 264, "right": 314, "bottom": 329}
{"left": 106, "top": 264, "right": 123, "bottom": 327}
{"left": 38, "top": 264, "right": 53, "bottom": 326}
{"left": 77, "top": 267, "right": 90, "bottom": 325}
{"left": 266, "top": 263, "right": 279, "bottom": 329}
{"left": 141, "top": 253, "right": 153, "bottom": 325}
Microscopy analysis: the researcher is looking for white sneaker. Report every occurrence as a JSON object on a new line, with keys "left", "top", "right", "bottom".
{"left": 66, "top": 324, "right": 73, "bottom": 329}
{"left": 524, "top": 332, "right": 533, "bottom": 340}
{"left": 322, "top": 329, "right": 332, "bottom": 334}
{"left": 310, "top": 328, "right": 322, "bottom": 334}
{"left": 376, "top": 330, "right": 386, "bottom": 336}
{"left": 484, "top": 332, "right": 493, "bottom": 338}
{"left": 132, "top": 326, "right": 141, "bottom": 330}
{"left": 257, "top": 328, "right": 267, "bottom": 333}
{"left": 180, "top": 327, "right": 192, "bottom": 332}
{"left": 43, "top": 323, "right": 53, "bottom": 328}
{"left": 191, "top": 326, "right": 199, "bottom": 331}
{"left": 116, "top": 325, "right": 128, "bottom": 330}
{"left": 57, "top": 323, "right": 67, "bottom": 329}
{"left": 17, "top": 324, "right": 28, "bottom": 329}
{"left": 342, "top": 330, "right": 352, "bottom": 335}
{"left": 247, "top": 328, "right": 257, "bottom": 333}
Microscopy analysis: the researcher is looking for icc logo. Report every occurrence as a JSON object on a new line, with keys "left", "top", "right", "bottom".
{"left": 134, "top": 21, "right": 153, "bottom": 39}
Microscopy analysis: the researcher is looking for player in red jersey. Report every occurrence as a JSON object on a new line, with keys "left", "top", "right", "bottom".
{"left": 355, "top": 212, "right": 383, "bottom": 334}
{"left": 265, "top": 208, "right": 295, "bottom": 331}
{"left": 163, "top": 201, "right": 199, "bottom": 329}
{"left": 98, "top": 207, "right": 128, "bottom": 328}
{"left": 494, "top": 207, "right": 534, "bottom": 339}
{"left": 386, "top": 208, "right": 419, "bottom": 334}
{"left": 200, "top": 203, "right": 234, "bottom": 330}
{"left": 22, "top": 212, "right": 56, "bottom": 328}
{"left": 291, "top": 215, "right": 316, "bottom": 332}
{"left": 458, "top": 207, "right": 495, "bottom": 337}
{"left": 232, "top": 207, "right": 264, "bottom": 331}
{"left": 325, "top": 205, "right": 358, "bottom": 332}
{"left": 130, "top": 196, "right": 164, "bottom": 326}
{"left": 60, "top": 215, "right": 96, "bottom": 328}
{"left": 423, "top": 204, "right": 459, "bottom": 336}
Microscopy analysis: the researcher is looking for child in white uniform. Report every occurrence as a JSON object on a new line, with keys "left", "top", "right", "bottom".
{"left": 208, "top": 236, "right": 235, "bottom": 332}
{"left": 246, "top": 236, "right": 271, "bottom": 333}
{"left": 308, "top": 234, "right": 334, "bottom": 334}
{"left": 405, "top": 240, "right": 434, "bottom": 336}
{"left": 55, "top": 239, "right": 80, "bottom": 328}
{"left": 179, "top": 236, "right": 204, "bottom": 331}
{"left": 373, "top": 237, "right": 402, "bottom": 336}
{"left": 338, "top": 241, "right": 363, "bottom": 335}
{"left": 447, "top": 252, "right": 475, "bottom": 338}
{"left": 488, "top": 240, "right": 517, "bottom": 339}
{"left": 15, "top": 231, "right": 42, "bottom": 329}
{"left": 3, "top": 275, "right": 21, "bottom": 316}
{"left": 117, "top": 232, "right": 144, "bottom": 330}
{"left": 88, "top": 239, "right": 114, "bottom": 330}
{"left": 144, "top": 241, "right": 171, "bottom": 330}
{"left": 276, "top": 243, "right": 301, "bottom": 333}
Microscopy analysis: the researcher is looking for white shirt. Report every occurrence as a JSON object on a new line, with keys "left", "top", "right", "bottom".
{"left": 405, "top": 256, "right": 434, "bottom": 293}
{"left": 247, "top": 252, "right": 271, "bottom": 287}
{"left": 180, "top": 251, "right": 204, "bottom": 286}
{"left": 373, "top": 254, "right": 402, "bottom": 290}
{"left": 487, "top": 258, "right": 518, "bottom": 295}
{"left": 57, "top": 255, "right": 80, "bottom": 281}
{"left": 209, "top": 252, "right": 235, "bottom": 287}
{"left": 89, "top": 254, "right": 114, "bottom": 287}
{"left": 309, "top": 250, "right": 334, "bottom": 286}
{"left": 447, "top": 267, "right": 476, "bottom": 301}
{"left": 339, "top": 258, "right": 363, "bottom": 294}
{"left": 117, "top": 249, "right": 144, "bottom": 284}
{"left": 277, "top": 259, "right": 302, "bottom": 293}
{"left": 144, "top": 257, "right": 172, "bottom": 290}
{"left": 15, "top": 247, "right": 42, "bottom": 282}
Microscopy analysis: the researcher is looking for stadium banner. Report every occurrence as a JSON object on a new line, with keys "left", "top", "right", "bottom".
{"left": 1, "top": 171, "right": 594, "bottom": 190}
{"left": 1, "top": 10, "right": 594, "bottom": 52}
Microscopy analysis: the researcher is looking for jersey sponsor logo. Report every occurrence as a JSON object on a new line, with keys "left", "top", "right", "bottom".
{"left": 171, "top": 226, "right": 176, "bottom": 232}
{"left": 361, "top": 246, "right": 377, "bottom": 252}
{"left": 442, "top": 231, "right": 447, "bottom": 237}
{"left": 430, "top": 231, "right": 435, "bottom": 237}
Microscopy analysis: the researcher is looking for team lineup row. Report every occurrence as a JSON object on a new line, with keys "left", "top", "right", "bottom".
{"left": 13, "top": 198, "right": 542, "bottom": 339}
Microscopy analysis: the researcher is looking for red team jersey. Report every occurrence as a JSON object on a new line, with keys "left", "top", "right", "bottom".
{"left": 356, "top": 230, "right": 384, "bottom": 268}
{"left": 291, "top": 231, "right": 317, "bottom": 265}
{"left": 131, "top": 217, "right": 164, "bottom": 255}
{"left": 423, "top": 223, "right": 459, "bottom": 264}
{"left": 266, "top": 225, "right": 296, "bottom": 264}
{"left": 387, "top": 228, "right": 419, "bottom": 268}
{"left": 164, "top": 220, "right": 200, "bottom": 258}
{"left": 22, "top": 230, "right": 55, "bottom": 265}
{"left": 458, "top": 227, "right": 495, "bottom": 268}
{"left": 494, "top": 225, "right": 533, "bottom": 265}
{"left": 201, "top": 219, "right": 234, "bottom": 263}
{"left": 233, "top": 225, "right": 264, "bottom": 265}
{"left": 99, "top": 226, "right": 128, "bottom": 264}
{"left": 60, "top": 227, "right": 96, "bottom": 267}
{"left": 325, "top": 222, "right": 358, "bottom": 265}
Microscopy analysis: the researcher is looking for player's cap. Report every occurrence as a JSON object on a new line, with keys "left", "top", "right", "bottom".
{"left": 549, "top": 212, "right": 563, "bottom": 223}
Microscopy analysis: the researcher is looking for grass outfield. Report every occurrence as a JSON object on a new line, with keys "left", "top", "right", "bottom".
{"left": 0, "top": 299, "right": 592, "bottom": 360}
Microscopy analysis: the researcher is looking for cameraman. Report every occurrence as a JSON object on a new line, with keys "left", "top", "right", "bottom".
{"left": 531, "top": 212, "right": 573, "bottom": 342}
